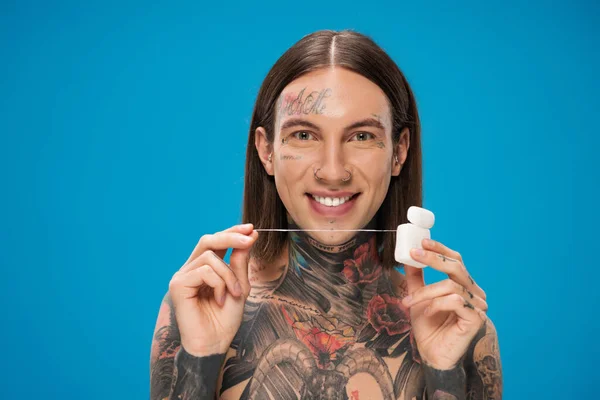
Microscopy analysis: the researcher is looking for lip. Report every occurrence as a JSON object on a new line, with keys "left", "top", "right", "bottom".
{"left": 306, "top": 192, "right": 360, "bottom": 217}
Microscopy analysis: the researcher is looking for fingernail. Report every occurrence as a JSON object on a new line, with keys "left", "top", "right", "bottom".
{"left": 423, "top": 238, "right": 432, "bottom": 246}
{"left": 412, "top": 248, "right": 424, "bottom": 257}
{"left": 219, "top": 293, "right": 226, "bottom": 306}
{"left": 234, "top": 281, "right": 242, "bottom": 296}
{"left": 403, "top": 295, "right": 412, "bottom": 305}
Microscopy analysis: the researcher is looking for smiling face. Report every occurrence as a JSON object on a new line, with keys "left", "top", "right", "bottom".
{"left": 255, "top": 67, "right": 409, "bottom": 245}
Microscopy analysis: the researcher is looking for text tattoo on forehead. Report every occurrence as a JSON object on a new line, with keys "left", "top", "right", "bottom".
{"left": 278, "top": 87, "right": 332, "bottom": 117}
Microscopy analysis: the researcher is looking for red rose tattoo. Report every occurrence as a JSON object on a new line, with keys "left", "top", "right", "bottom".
{"left": 342, "top": 237, "right": 382, "bottom": 284}
{"left": 365, "top": 294, "right": 422, "bottom": 363}
{"left": 366, "top": 294, "right": 411, "bottom": 336}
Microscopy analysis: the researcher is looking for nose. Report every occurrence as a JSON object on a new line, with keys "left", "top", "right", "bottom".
{"left": 315, "top": 141, "right": 351, "bottom": 184}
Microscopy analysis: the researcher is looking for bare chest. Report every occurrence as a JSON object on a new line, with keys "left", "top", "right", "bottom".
{"left": 218, "top": 290, "right": 425, "bottom": 400}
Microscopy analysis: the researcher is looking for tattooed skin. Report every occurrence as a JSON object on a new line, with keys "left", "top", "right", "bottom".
{"left": 433, "top": 390, "right": 459, "bottom": 400}
{"left": 170, "top": 349, "right": 225, "bottom": 399}
{"left": 462, "top": 286, "right": 475, "bottom": 299}
{"left": 277, "top": 87, "right": 332, "bottom": 116}
{"left": 150, "top": 295, "right": 181, "bottom": 400}
{"left": 280, "top": 154, "right": 303, "bottom": 160}
{"left": 219, "top": 225, "right": 422, "bottom": 400}
{"left": 464, "top": 320, "right": 503, "bottom": 400}
{"left": 150, "top": 223, "right": 503, "bottom": 399}
{"left": 438, "top": 254, "right": 458, "bottom": 263}
{"left": 421, "top": 361, "right": 468, "bottom": 399}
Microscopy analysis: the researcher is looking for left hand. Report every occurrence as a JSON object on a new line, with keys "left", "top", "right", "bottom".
{"left": 402, "top": 238, "right": 488, "bottom": 370}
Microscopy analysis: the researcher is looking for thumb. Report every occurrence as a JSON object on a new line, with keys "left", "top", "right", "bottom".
{"left": 229, "top": 230, "right": 258, "bottom": 295}
{"left": 403, "top": 264, "right": 425, "bottom": 295}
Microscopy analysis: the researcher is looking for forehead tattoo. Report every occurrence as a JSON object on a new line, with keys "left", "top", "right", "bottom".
{"left": 277, "top": 87, "right": 332, "bottom": 117}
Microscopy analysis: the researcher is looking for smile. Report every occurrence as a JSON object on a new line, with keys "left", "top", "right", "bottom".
{"left": 310, "top": 194, "right": 353, "bottom": 207}
{"left": 306, "top": 192, "right": 360, "bottom": 217}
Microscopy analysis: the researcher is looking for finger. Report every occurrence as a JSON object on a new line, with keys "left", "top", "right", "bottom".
{"left": 402, "top": 279, "right": 488, "bottom": 311}
{"left": 424, "top": 293, "right": 487, "bottom": 323}
{"left": 185, "top": 225, "right": 256, "bottom": 264}
{"left": 419, "top": 240, "right": 486, "bottom": 300}
{"left": 409, "top": 248, "right": 486, "bottom": 300}
{"left": 221, "top": 223, "right": 255, "bottom": 234}
{"left": 189, "top": 266, "right": 228, "bottom": 306}
{"left": 422, "top": 238, "right": 462, "bottom": 262}
{"left": 229, "top": 230, "right": 258, "bottom": 296}
{"left": 192, "top": 251, "right": 243, "bottom": 297}
{"left": 402, "top": 264, "right": 425, "bottom": 295}
{"left": 171, "top": 265, "right": 227, "bottom": 306}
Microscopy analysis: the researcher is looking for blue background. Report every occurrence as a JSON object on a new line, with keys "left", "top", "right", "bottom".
{"left": 1, "top": 0, "right": 597, "bottom": 398}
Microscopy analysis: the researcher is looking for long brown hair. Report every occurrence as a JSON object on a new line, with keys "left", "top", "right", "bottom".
{"left": 242, "top": 29, "right": 423, "bottom": 268}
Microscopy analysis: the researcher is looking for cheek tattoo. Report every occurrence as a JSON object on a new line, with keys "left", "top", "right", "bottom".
{"left": 280, "top": 154, "right": 303, "bottom": 160}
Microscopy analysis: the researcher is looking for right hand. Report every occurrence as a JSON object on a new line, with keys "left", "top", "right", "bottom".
{"left": 168, "top": 223, "right": 259, "bottom": 357}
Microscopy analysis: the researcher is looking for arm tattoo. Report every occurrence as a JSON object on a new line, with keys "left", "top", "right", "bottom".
{"left": 150, "top": 295, "right": 181, "bottom": 400}
{"left": 150, "top": 294, "right": 226, "bottom": 400}
{"left": 465, "top": 320, "right": 503, "bottom": 399}
{"left": 422, "top": 363, "right": 467, "bottom": 400}
{"left": 169, "top": 347, "right": 225, "bottom": 400}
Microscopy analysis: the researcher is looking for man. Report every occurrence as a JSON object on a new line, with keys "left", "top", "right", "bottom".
{"left": 150, "top": 30, "right": 502, "bottom": 400}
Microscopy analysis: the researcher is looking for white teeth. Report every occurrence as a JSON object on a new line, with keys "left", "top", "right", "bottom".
{"left": 311, "top": 195, "right": 354, "bottom": 207}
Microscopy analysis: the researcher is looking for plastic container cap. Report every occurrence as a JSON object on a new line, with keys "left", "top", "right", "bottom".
{"left": 407, "top": 206, "right": 435, "bottom": 229}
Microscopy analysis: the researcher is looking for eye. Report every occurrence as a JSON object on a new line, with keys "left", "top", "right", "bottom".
{"left": 351, "top": 132, "right": 375, "bottom": 141}
{"left": 292, "top": 131, "right": 314, "bottom": 141}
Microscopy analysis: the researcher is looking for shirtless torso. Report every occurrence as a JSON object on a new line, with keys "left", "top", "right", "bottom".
{"left": 151, "top": 230, "right": 499, "bottom": 400}
{"left": 219, "top": 239, "right": 422, "bottom": 400}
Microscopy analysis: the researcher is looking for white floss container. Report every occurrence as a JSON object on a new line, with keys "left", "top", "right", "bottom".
{"left": 394, "top": 206, "right": 435, "bottom": 268}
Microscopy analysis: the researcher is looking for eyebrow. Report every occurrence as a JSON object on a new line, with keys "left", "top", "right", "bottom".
{"left": 280, "top": 117, "right": 385, "bottom": 132}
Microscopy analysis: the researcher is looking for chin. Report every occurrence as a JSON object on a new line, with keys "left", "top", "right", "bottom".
{"left": 308, "top": 230, "right": 357, "bottom": 246}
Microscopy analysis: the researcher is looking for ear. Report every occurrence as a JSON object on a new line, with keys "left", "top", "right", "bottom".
{"left": 392, "top": 127, "right": 410, "bottom": 176}
{"left": 255, "top": 126, "right": 274, "bottom": 176}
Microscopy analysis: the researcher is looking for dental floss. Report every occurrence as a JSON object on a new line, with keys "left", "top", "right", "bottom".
{"left": 255, "top": 206, "right": 436, "bottom": 269}
{"left": 254, "top": 229, "right": 396, "bottom": 232}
